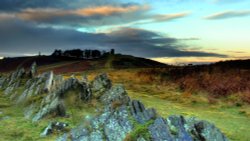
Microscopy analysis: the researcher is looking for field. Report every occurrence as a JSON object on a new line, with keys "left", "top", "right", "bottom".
{"left": 0, "top": 56, "right": 250, "bottom": 141}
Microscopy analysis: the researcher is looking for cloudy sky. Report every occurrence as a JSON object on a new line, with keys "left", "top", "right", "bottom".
{"left": 0, "top": 0, "right": 249, "bottom": 64}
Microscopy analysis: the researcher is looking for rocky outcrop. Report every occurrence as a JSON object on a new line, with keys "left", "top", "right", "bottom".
{"left": 91, "top": 73, "right": 112, "bottom": 98}
{"left": 100, "top": 84, "right": 130, "bottom": 106}
{"left": 0, "top": 66, "right": 229, "bottom": 141}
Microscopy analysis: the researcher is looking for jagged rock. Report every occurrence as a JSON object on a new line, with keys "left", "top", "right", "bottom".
{"left": 70, "top": 125, "right": 89, "bottom": 140}
{"left": 79, "top": 83, "right": 92, "bottom": 101}
{"left": 7, "top": 67, "right": 25, "bottom": 86}
{"left": 44, "top": 71, "right": 54, "bottom": 93}
{"left": 67, "top": 105, "right": 133, "bottom": 141}
{"left": 89, "top": 130, "right": 104, "bottom": 141}
{"left": 57, "top": 77, "right": 78, "bottom": 97}
{"left": 29, "top": 62, "right": 37, "bottom": 78}
{"left": 24, "top": 104, "right": 36, "bottom": 119}
{"left": 4, "top": 85, "right": 15, "bottom": 95}
{"left": 4, "top": 80, "right": 20, "bottom": 95}
{"left": 185, "top": 117, "right": 228, "bottom": 141}
{"left": 91, "top": 73, "right": 112, "bottom": 98}
{"left": 79, "top": 75, "right": 92, "bottom": 101}
{"left": 100, "top": 84, "right": 130, "bottom": 107}
{"left": 130, "top": 100, "right": 157, "bottom": 123}
{"left": 56, "top": 133, "right": 68, "bottom": 141}
{"left": 32, "top": 96, "right": 66, "bottom": 122}
{"left": 148, "top": 117, "right": 174, "bottom": 141}
{"left": 41, "top": 122, "right": 68, "bottom": 137}
{"left": 166, "top": 115, "right": 193, "bottom": 141}
{"left": 0, "top": 76, "right": 6, "bottom": 88}
{"left": 137, "top": 137, "right": 147, "bottom": 141}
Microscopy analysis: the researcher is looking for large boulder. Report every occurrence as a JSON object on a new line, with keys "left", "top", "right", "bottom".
{"left": 100, "top": 84, "right": 130, "bottom": 107}
{"left": 32, "top": 95, "right": 66, "bottom": 122}
{"left": 185, "top": 117, "right": 229, "bottom": 141}
{"left": 91, "top": 74, "right": 112, "bottom": 98}
{"left": 64, "top": 105, "right": 133, "bottom": 141}
{"left": 148, "top": 117, "right": 174, "bottom": 141}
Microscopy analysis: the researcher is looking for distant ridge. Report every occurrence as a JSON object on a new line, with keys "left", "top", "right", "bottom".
{"left": 0, "top": 54, "right": 167, "bottom": 73}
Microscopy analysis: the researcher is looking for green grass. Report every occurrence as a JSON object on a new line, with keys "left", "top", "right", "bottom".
{"left": 127, "top": 89, "right": 250, "bottom": 141}
{"left": 0, "top": 89, "right": 98, "bottom": 141}
{"left": 1, "top": 68, "right": 250, "bottom": 141}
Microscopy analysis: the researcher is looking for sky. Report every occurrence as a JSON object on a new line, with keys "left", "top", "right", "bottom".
{"left": 0, "top": 0, "right": 249, "bottom": 64}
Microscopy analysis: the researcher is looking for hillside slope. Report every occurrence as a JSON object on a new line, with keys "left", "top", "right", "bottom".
{"left": 0, "top": 54, "right": 167, "bottom": 73}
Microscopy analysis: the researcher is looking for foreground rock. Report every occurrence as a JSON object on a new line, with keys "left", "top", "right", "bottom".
{"left": 57, "top": 80, "right": 228, "bottom": 141}
{"left": 0, "top": 65, "right": 229, "bottom": 141}
{"left": 41, "top": 122, "right": 69, "bottom": 137}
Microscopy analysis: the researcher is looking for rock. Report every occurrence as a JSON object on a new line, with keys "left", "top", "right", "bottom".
{"left": 166, "top": 115, "right": 193, "bottom": 141}
{"left": 24, "top": 104, "right": 36, "bottom": 119}
{"left": 79, "top": 82, "right": 92, "bottom": 101}
{"left": 79, "top": 75, "right": 92, "bottom": 101}
{"left": 89, "top": 130, "right": 104, "bottom": 141}
{"left": 41, "top": 121, "right": 68, "bottom": 137}
{"left": 66, "top": 105, "right": 133, "bottom": 141}
{"left": 137, "top": 136, "right": 147, "bottom": 141}
{"left": 148, "top": 117, "right": 174, "bottom": 141}
{"left": 103, "top": 106, "right": 133, "bottom": 139}
{"left": 130, "top": 100, "right": 157, "bottom": 123}
{"left": 56, "top": 133, "right": 68, "bottom": 141}
{"left": 0, "top": 76, "right": 6, "bottom": 88}
{"left": 32, "top": 96, "right": 66, "bottom": 121}
{"left": 91, "top": 73, "right": 112, "bottom": 98}
{"left": 186, "top": 119, "right": 229, "bottom": 141}
{"left": 7, "top": 68, "right": 25, "bottom": 86}
{"left": 29, "top": 62, "right": 37, "bottom": 78}
{"left": 70, "top": 125, "right": 89, "bottom": 140}
{"left": 44, "top": 71, "right": 54, "bottom": 93}
{"left": 100, "top": 85, "right": 130, "bottom": 107}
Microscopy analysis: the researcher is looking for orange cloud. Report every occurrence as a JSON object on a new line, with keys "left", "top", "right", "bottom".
{"left": 18, "top": 8, "right": 69, "bottom": 21}
{"left": 74, "top": 5, "right": 149, "bottom": 16}
{"left": 17, "top": 5, "right": 149, "bottom": 22}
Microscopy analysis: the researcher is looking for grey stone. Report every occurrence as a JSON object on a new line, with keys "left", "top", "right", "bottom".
{"left": 41, "top": 122, "right": 68, "bottom": 137}
{"left": 44, "top": 71, "right": 54, "bottom": 93}
{"left": 29, "top": 62, "right": 37, "bottom": 78}
{"left": 130, "top": 100, "right": 157, "bottom": 123}
{"left": 148, "top": 117, "right": 174, "bottom": 141}
{"left": 89, "top": 130, "right": 104, "bottom": 141}
{"left": 101, "top": 84, "right": 130, "bottom": 107}
{"left": 32, "top": 96, "right": 66, "bottom": 122}
{"left": 166, "top": 115, "right": 193, "bottom": 141}
{"left": 91, "top": 73, "right": 112, "bottom": 98}
{"left": 189, "top": 120, "right": 228, "bottom": 141}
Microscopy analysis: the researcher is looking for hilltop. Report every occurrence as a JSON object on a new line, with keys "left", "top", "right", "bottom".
{"left": 0, "top": 54, "right": 167, "bottom": 73}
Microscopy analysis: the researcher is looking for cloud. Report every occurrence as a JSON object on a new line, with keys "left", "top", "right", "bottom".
{"left": 0, "top": 0, "right": 118, "bottom": 12}
{"left": 152, "top": 12, "right": 190, "bottom": 22}
{"left": 0, "top": 19, "right": 227, "bottom": 58}
{"left": 1, "top": 4, "right": 150, "bottom": 28}
{"left": 0, "top": 0, "right": 190, "bottom": 29}
{"left": 204, "top": 10, "right": 250, "bottom": 20}
{"left": 74, "top": 5, "right": 149, "bottom": 16}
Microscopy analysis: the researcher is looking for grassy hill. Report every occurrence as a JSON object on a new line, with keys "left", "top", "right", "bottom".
{"left": 0, "top": 55, "right": 250, "bottom": 140}
{"left": 0, "top": 54, "right": 167, "bottom": 73}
